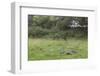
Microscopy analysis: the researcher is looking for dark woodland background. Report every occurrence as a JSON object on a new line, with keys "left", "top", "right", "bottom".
{"left": 28, "top": 15, "right": 88, "bottom": 40}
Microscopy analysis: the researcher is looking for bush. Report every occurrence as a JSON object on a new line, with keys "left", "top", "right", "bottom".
{"left": 29, "top": 26, "right": 50, "bottom": 38}
{"left": 28, "top": 26, "right": 87, "bottom": 39}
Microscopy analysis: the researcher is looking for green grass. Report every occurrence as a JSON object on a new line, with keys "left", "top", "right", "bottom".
{"left": 28, "top": 38, "right": 88, "bottom": 60}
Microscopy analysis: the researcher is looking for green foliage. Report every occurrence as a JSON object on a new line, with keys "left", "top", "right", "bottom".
{"left": 28, "top": 15, "right": 88, "bottom": 39}
{"left": 28, "top": 26, "right": 49, "bottom": 38}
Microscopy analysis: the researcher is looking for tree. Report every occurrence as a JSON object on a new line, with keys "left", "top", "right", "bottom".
{"left": 28, "top": 15, "right": 88, "bottom": 39}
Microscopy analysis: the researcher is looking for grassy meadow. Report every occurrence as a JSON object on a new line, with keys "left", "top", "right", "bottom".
{"left": 28, "top": 15, "right": 88, "bottom": 60}
{"left": 28, "top": 38, "right": 88, "bottom": 60}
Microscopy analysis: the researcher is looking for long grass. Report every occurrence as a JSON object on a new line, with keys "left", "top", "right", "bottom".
{"left": 28, "top": 38, "right": 88, "bottom": 60}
